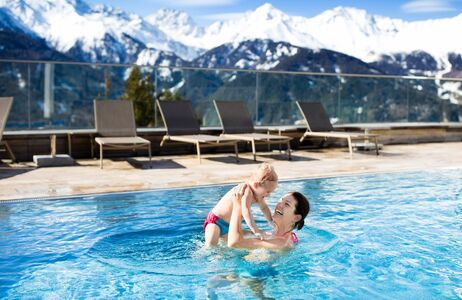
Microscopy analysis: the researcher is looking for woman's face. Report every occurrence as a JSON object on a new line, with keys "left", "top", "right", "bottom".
{"left": 273, "top": 193, "right": 300, "bottom": 228}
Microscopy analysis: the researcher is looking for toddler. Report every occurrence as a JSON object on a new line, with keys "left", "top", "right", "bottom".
{"left": 204, "top": 162, "right": 278, "bottom": 247}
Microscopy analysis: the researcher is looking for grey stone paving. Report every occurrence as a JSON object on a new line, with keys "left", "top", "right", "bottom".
{"left": 0, "top": 142, "right": 461, "bottom": 201}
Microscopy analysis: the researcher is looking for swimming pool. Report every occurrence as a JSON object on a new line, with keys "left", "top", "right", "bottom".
{"left": 1, "top": 169, "right": 461, "bottom": 299}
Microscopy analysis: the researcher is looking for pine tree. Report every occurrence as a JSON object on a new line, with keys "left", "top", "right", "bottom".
{"left": 122, "top": 66, "right": 155, "bottom": 127}
{"left": 157, "top": 90, "right": 183, "bottom": 101}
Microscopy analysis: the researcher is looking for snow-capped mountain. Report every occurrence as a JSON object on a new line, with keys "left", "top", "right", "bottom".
{"left": 192, "top": 39, "right": 300, "bottom": 70}
{"left": 301, "top": 6, "right": 462, "bottom": 65}
{"left": 1, "top": 0, "right": 461, "bottom": 77}
{"left": 192, "top": 39, "right": 382, "bottom": 75}
{"left": 146, "top": 3, "right": 323, "bottom": 51}
{"left": 0, "top": 7, "right": 70, "bottom": 60}
{"left": 149, "top": 3, "right": 462, "bottom": 72}
{"left": 145, "top": 8, "right": 204, "bottom": 48}
{"left": 0, "top": 0, "right": 199, "bottom": 62}
{"left": 0, "top": 6, "right": 33, "bottom": 34}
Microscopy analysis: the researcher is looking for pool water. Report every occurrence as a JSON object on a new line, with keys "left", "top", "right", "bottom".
{"left": 1, "top": 169, "right": 461, "bottom": 299}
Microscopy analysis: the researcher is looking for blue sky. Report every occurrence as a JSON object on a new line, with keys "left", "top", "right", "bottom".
{"left": 87, "top": 0, "right": 462, "bottom": 25}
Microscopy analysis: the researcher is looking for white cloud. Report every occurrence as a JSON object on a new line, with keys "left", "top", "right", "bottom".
{"left": 401, "top": 0, "right": 455, "bottom": 13}
{"left": 151, "top": 0, "right": 237, "bottom": 6}
{"left": 199, "top": 12, "right": 245, "bottom": 21}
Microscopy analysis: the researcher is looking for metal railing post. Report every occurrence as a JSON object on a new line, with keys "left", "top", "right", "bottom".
{"left": 255, "top": 71, "right": 260, "bottom": 124}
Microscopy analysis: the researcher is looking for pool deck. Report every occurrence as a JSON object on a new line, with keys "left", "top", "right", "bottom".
{"left": 0, "top": 141, "right": 461, "bottom": 201}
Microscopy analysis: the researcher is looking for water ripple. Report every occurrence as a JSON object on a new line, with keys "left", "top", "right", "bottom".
{"left": 1, "top": 169, "right": 462, "bottom": 299}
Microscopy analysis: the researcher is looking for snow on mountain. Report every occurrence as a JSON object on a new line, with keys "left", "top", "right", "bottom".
{"left": 0, "top": 6, "right": 35, "bottom": 34}
{"left": 302, "top": 6, "right": 462, "bottom": 65}
{"left": 149, "top": 3, "right": 462, "bottom": 69}
{"left": 193, "top": 39, "right": 383, "bottom": 75}
{"left": 147, "top": 3, "right": 323, "bottom": 51}
{"left": 0, "top": 6, "right": 71, "bottom": 60}
{"left": 297, "top": 7, "right": 405, "bottom": 63}
{"left": 145, "top": 8, "right": 204, "bottom": 48}
{"left": 135, "top": 47, "right": 186, "bottom": 67}
{"left": 192, "top": 39, "right": 301, "bottom": 70}
{"left": 1, "top": 0, "right": 461, "bottom": 74}
{"left": 0, "top": 0, "right": 198, "bottom": 61}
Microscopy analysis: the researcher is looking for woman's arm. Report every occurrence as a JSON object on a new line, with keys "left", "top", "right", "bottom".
{"left": 227, "top": 189, "right": 244, "bottom": 247}
{"left": 227, "top": 191, "right": 291, "bottom": 251}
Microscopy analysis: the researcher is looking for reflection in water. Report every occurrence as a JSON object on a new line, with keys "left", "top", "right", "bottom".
{"left": 207, "top": 271, "right": 277, "bottom": 300}
{"left": 95, "top": 195, "right": 140, "bottom": 225}
{"left": 206, "top": 248, "right": 280, "bottom": 300}
{"left": 0, "top": 205, "right": 10, "bottom": 222}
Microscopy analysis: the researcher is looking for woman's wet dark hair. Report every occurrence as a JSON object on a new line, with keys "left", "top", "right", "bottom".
{"left": 291, "top": 192, "right": 310, "bottom": 230}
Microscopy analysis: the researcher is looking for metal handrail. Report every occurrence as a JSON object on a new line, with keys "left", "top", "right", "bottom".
{"left": 1, "top": 58, "right": 461, "bottom": 81}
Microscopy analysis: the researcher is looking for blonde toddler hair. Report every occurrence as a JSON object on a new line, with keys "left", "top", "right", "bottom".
{"left": 249, "top": 162, "right": 278, "bottom": 183}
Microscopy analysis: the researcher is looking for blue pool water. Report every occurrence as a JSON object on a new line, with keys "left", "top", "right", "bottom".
{"left": 1, "top": 169, "right": 462, "bottom": 299}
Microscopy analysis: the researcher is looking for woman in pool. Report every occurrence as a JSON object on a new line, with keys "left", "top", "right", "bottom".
{"left": 227, "top": 186, "right": 310, "bottom": 250}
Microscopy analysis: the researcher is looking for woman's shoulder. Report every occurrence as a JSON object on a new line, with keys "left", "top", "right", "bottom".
{"left": 267, "top": 234, "right": 295, "bottom": 250}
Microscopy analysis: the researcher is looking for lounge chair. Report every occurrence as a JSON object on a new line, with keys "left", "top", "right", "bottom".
{"left": 213, "top": 100, "right": 292, "bottom": 161}
{"left": 94, "top": 100, "right": 151, "bottom": 169}
{"left": 156, "top": 100, "right": 239, "bottom": 163}
{"left": 296, "top": 101, "right": 379, "bottom": 157}
{"left": 0, "top": 97, "right": 16, "bottom": 162}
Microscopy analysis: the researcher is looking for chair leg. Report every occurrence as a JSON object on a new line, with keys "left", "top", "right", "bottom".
{"left": 160, "top": 136, "right": 168, "bottom": 147}
{"left": 148, "top": 143, "right": 152, "bottom": 168}
{"left": 90, "top": 135, "right": 95, "bottom": 159}
{"left": 196, "top": 142, "right": 201, "bottom": 163}
{"left": 374, "top": 137, "right": 379, "bottom": 156}
{"left": 347, "top": 136, "right": 353, "bottom": 159}
{"left": 4, "top": 141, "right": 16, "bottom": 163}
{"left": 234, "top": 142, "right": 239, "bottom": 163}
{"left": 99, "top": 144, "right": 103, "bottom": 169}
{"left": 67, "top": 133, "right": 72, "bottom": 157}
{"left": 287, "top": 141, "right": 292, "bottom": 161}
{"left": 251, "top": 140, "right": 257, "bottom": 161}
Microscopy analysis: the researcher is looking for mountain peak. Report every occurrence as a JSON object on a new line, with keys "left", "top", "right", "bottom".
{"left": 145, "top": 8, "right": 202, "bottom": 43}
{"left": 0, "top": 0, "right": 91, "bottom": 14}
{"left": 255, "top": 3, "right": 277, "bottom": 12}
{"left": 91, "top": 3, "right": 131, "bottom": 18}
{"left": 146, "top": 8, "right": 197, "bottom": 28}
{"left": 332, "top": 6, "right": 368, "bottom": 15}
{"left": 252, "top": 3, "right": 286, "bottom": 20}
{"left": 318, "top": 6, "right": 372, "bottom": 22}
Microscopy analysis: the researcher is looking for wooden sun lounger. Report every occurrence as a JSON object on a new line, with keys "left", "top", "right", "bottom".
{"left": 214, "top": 100, "right": 292, "bottom": 161}
{"left": 94, "top": 100, "right": 151, "bottom": 169}
{"left": 0, "top": 97, "right": 16, "bottom": 162}
{"left": 157, "top": 100, "right": 239, "bottom": 163}
{"left": 296, "top": 101, "right": 380, "bottom": 157}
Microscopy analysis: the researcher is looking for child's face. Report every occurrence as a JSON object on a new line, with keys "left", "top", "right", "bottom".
{"left": 253, "top": 181, "right": 277, "bottom": 199}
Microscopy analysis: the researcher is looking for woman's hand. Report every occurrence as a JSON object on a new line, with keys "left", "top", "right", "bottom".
{"left": 233, "top": 183, "right": 249, "bottom": 201}
{"left": 253, "top": 228, "right": 273, "bottom": 240}
{"left": 253, "top": 228, "right": 264, "bottom": 240}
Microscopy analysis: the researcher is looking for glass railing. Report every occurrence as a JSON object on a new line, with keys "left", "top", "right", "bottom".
{"left": 0, "top": 59, "right": 461, "bottom": 130}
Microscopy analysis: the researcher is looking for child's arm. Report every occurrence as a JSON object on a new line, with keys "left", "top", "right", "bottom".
{"left": 258, "top": 198, "right": 273, "bottom": 224}
{"left": 240, "top": 186, "right": 263, "bottom": 236}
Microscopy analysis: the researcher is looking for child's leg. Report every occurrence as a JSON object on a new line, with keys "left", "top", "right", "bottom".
{"left": 205, "top": 223, "right": 221, "bottom": 247}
